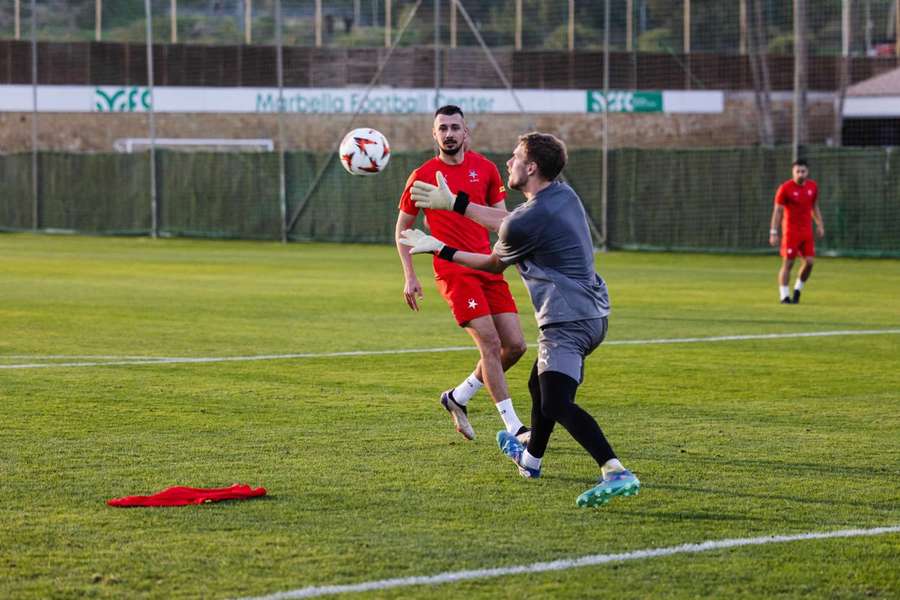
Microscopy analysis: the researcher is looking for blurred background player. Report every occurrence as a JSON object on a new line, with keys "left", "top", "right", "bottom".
{"left": 769, "top": 159, "right": 825, "bottom": 304}
{"left": 401, "top": 132, "right": 639, "bottom": 508}
{"left": 395, "top": 105, "right": 529, "bottom": 443}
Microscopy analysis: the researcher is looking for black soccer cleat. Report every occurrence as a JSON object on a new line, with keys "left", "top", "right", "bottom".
{"left": 781, "top": 297, "right": 792, "bottom": 304}
{"left": 792, "top": 289, "right": 801, "bottom": 304}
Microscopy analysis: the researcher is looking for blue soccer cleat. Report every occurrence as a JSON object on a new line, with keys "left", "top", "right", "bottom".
{"left": 496, "top": 430, "right": 540, "bottom": 479}
{"left": 576, "top": 469, "right": 640, "bottom": 508}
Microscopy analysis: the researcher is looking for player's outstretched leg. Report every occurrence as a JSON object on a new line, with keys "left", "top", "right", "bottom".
{"left": 530, "top": 368, "right": 637, "bottom": 506}
{"left": 575, "top": 469, "right": 640, "bottom": 508}
{"left": 496, "top": 430, "right": 540, "bottom": 478}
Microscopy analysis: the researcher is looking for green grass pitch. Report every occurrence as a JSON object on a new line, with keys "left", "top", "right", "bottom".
{"left": 1, "top": 233, "right": 898, "bottom": 599}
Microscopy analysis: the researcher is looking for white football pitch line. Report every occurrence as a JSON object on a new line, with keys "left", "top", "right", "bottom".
{"left": 2, "top": 328, "right": 899, "bottom": 370}
{"left": 239, "top": 525, "right": 900, "bottom": 600}
{"left": 1, "top": 355, "right": 178, "bottom": 360}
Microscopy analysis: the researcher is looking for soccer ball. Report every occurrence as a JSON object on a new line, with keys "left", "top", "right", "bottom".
{"left": 338, "top": 128, "right": 391, "bottom": 176}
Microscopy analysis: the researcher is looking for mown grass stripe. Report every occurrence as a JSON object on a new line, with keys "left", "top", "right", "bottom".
{"left": 241, "top": 525, "right": 900, "bottom": 600}
{"left": 3, "top": 329, "right": 899, "bottom": 370}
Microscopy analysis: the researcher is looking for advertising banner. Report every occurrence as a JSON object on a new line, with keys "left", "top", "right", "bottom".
{"left": 0, "top": 85, "right": 724, "bottom": 115}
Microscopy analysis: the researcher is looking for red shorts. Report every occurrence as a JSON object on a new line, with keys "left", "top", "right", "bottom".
{"left": 435, "top": 271, "right": 518, "bottom": 326}
{"left": 781, "top": 234, "right": 815, "bottom": 259}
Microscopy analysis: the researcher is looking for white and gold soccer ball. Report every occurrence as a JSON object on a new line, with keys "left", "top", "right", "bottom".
{"left": 338, "top": 128, "right": 391, "bottom": 176}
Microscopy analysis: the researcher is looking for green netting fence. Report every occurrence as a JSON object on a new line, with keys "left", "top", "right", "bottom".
{"left": 606, "top": 147, "right": 899, "bottom": 256}
{"left": 1, "top": 147, "right": 897, "bottom": 257}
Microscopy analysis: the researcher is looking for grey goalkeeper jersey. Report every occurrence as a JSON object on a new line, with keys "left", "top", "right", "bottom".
{"left": 494, "top": 181, "right": 610, "bottom": 328}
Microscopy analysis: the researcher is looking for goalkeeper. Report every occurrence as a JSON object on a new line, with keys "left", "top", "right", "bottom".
{"left": 403, "top": 132, "right": 639, "bottom": 507}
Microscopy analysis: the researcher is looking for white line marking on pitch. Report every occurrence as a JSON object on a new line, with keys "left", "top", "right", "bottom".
{"left": 2, "top": 328, "right": 898, "bottom": 370}
{"left": 1, "top": 355, "right": 178, "bottom": 360}
{"left": 239, "top": 525, "right": 900, "bottom": 600}
{"left": 0, "top": 346, "right": 479, "bottom": 369}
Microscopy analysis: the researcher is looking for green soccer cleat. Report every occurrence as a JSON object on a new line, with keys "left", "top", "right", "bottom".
{"left": 576, "top": 469, "right": 640, "bottom": 508}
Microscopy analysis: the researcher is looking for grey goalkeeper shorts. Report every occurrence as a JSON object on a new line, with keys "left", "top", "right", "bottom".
{"left": 536, "top": 317, "right": 608, "bottom": 384}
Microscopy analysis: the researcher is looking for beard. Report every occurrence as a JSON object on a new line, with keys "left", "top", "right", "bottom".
{"left": 440, "top": 142, "right": 461, "bottom": 156}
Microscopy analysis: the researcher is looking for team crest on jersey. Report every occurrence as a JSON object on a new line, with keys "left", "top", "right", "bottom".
{"left": 499, "top": 185, "right": 506, "bottom": 193}
{"left": 468, "top": 170, "right": 479, "bottom": 182}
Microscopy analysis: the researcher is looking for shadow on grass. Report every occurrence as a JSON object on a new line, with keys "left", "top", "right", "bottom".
{"left": 642, "top": 483, "right": 897, "bottom": 513}
{"left": 541, "top": 467, "right": 897, "bottom": 515}
{"left": 608, "top": 508, "right": 772, "bottom": 525}
{"left": 628, "top": 451, "right": 900, "bottom": 478}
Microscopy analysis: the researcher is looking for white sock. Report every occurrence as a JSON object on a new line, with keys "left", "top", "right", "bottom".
{"left": 522, "top": 449, "right": 542, "bottom": 470}
{"left": 794, "top": 279, "right": 805, "bottom": 291}
{"left": 495, "top": 398, "right": 524, "bottom": 433}
{"left": 452, "top": 372, "right": 483, "bottom": 406}
{"left": 601, "top": 458, "right": 625, "bottom": 477}
{"left": 779, "top": 285, "right": 790, "bottom": 299}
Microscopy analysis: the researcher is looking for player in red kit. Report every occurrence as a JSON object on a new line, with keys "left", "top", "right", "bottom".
{"left": 395, "top": 105, "right": 529, "bottom": 443}
{"left": 769, "top": 159, "right": 825, "bottom": 304}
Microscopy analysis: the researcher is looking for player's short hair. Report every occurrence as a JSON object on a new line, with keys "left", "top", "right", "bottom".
{"left": 792, "top": 159, "right": 809, "bottom": 168}
{"left": 518, "top": 132, "right": 567, "bottom": 181}
{"left": 435, "top": 105, "right": 464, "bottom": 119}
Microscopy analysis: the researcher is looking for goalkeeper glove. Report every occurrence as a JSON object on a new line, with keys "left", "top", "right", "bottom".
{"left": 399, "top": 229, "right": 458, "bottom": 261}
{"left": 410, "top": 171, "right": 471, "bottom": 214}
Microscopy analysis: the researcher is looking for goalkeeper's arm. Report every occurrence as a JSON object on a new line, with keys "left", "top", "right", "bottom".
{"left": 410, "top": 172, "right": 509, "bottom": 232}
{"left": 460, "top": 202, "right": 508, "bottom": 233}
{"left": 400, "top": 228, "right": 508, "bottom": 274}
{"left": 446, "top": 249, "right": 508, "bottom": 274}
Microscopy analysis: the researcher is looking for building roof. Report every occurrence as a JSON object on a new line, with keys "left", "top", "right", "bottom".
{"left": 847, "top": 66, "right": 900, "bottom": 96}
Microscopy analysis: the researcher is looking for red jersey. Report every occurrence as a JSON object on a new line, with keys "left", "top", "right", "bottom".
{"left": 774, "top": 179, "right": 818, "bottom": 235}
{"left": 399, "top": 151, "right": 507, "bottom": 277}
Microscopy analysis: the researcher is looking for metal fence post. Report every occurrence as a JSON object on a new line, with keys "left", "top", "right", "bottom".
{"left": 601, "top": 0, "right": 610, "bottom": 251}
{"left": 95, "top": 0, "right": 102, "bottom": 41}
{"left": 793, "top": 0, "right": 808, "bottom": 161}
{"left": 896, "top": 0, "right": 900, "bottom": 56}
{"left": 144, "top": 0, "right": 158, "bottom": 238}
{"left": 276, "top": 0, "right": 288, "bottom": 243}
{"left": 434, "top": 0, "right": 441, "bottom": 109}
{"left": 244, "top": 0, "right": 252, "bottom": 44}
{"left": 385, "top": 0, "right": 392, "bottom": 48}
{"left": 171, "top": 0, "right": 178, "bottom": 43}
{"left": 30, "top": 0, "right": 38, "bottom": 231}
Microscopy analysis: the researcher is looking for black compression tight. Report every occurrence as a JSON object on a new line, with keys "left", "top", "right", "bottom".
{"left": 526, "top": 360, "right": 617, "bottom": 469}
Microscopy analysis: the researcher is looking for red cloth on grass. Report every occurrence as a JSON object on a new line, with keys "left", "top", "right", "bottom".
{"left": 107, "top": 483, "right": 266, "bottom": 507}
